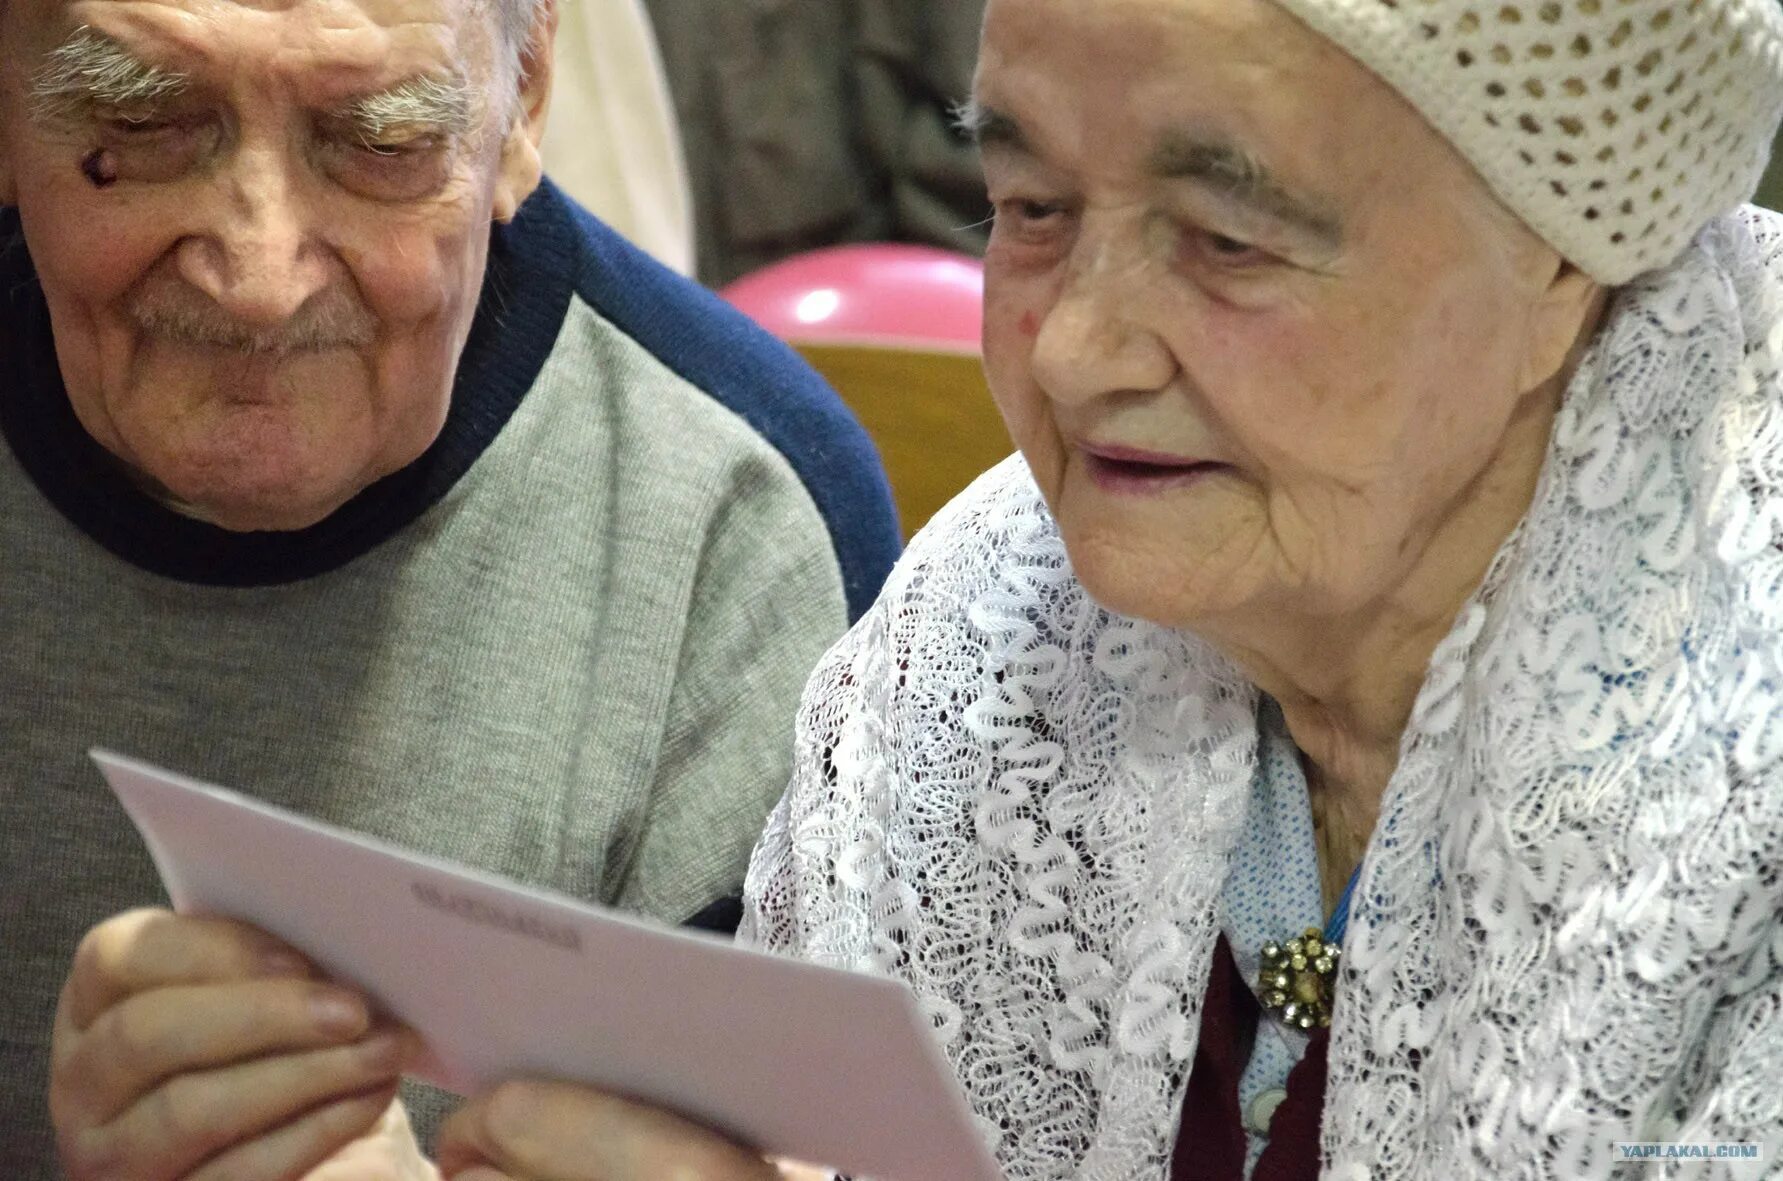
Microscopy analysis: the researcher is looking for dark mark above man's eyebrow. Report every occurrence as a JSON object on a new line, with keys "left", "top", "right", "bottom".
{"left": 1150, "top": 133, "right": 1342, "bottom": 246}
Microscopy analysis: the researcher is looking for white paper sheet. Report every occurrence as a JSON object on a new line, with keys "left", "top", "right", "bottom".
{"left": 93, "top": 750, "right": 1004, "bottom": 1181}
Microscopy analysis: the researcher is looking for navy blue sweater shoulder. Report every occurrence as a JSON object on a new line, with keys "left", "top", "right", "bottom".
{"left": 552, "top": 186, "right": 901, "bottom": 621}
{"left": 0, "top": 182, "right": 900, "bottom": 617}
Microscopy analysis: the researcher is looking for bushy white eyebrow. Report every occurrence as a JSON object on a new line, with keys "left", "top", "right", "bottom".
{"left": 29, "top": 27, "right": 472, "bottom": 142}
{"left": 342, "top": 75, "right": 476, "bottom": 140}
{"left": 31, "top": 28, "right": 188, "bottom": 122}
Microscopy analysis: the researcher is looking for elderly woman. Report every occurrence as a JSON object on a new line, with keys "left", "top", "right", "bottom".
{"left": 49, "top": 0, "right": 1783, "bottom": 1178}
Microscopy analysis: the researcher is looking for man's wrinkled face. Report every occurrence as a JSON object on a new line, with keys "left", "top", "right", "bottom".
{"left": 974, "top": 0, "right": 1570, "bottom": 631}
{"left": 0, "top": 0, "right": 539, "bottom": 530}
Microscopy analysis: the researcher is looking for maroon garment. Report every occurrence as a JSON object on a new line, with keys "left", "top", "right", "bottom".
{"left": 1253, "top": 1023, "right": 1330, "bottom": 1181}
{"left": 1170, "top": 935, "right": 1331, "bottom": 1181}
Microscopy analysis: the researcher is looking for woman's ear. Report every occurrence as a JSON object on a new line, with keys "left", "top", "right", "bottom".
{"left": 1520, "top": 259, "right": 1610, "bottom": 394}
{"left": 491, "top": 0, "right": 559, "bottom": 224}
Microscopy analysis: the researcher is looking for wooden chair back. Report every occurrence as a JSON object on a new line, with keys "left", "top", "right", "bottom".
{"left": 796, "top": 343, "right": 1012, "bottom": 539}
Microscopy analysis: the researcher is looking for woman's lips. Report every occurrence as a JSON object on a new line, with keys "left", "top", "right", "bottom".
{"left": 1080, "top": 446, "right": 1230, "bottom": 494}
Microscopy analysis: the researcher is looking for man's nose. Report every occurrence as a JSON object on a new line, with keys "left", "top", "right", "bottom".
{"left": 1029, "top": 224, "right": 1176, "bottom": 407}
{"left": 173, "top": 146, "right": 335, "bottom": 326}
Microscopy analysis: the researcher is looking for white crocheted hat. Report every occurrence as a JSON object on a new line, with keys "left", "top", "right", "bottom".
{"left": 1267, "top": 0, "right": 1783, "bottom": 283}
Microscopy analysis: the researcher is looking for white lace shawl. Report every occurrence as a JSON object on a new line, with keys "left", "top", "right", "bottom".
{"left": 741, "top": 206, "right": 1783, "bottom": 1181}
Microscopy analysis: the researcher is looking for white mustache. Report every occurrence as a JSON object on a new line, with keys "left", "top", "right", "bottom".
{"left": 127, "top": 287, "right": 378, "bottom": 355}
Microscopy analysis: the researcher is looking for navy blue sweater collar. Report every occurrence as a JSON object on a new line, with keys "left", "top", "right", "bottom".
{"left": 0, "top": 185, "right": 576, "bottom": 587}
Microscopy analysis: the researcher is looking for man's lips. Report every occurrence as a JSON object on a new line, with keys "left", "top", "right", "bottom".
{"left": 1078, "top": 443, "right": 1231, "bottom": 492}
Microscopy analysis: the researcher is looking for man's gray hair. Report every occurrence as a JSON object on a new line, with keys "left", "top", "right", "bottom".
{"left": 492, "top": 0, "right": 547, "bottom": 80}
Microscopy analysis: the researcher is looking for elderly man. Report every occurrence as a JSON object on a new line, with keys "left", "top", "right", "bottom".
{"left": 0, "top": 0, "right": 898, "bottom": 1167}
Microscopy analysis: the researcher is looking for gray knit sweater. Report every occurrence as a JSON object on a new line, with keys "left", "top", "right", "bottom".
{"left": 0, "top": 183, "right": 900, "bottom": 1173}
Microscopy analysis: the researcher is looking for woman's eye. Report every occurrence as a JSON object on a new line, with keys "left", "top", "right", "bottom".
{"left": 999, "top": 198, "right": 1064, "bottom": 224}
{"left": 990, "top": 197, "right": 1073, "bottom": 251}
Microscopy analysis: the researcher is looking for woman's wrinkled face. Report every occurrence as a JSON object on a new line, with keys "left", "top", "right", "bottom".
{"left": 0, "top": 0, "right": 539, "bottom": 530}
{"left": 975, "top": 0, "right": 1564, "bottom": 630}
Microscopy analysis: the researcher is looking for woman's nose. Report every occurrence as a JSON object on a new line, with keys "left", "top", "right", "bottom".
{"left": 1027, "top": 227, "right": 1177, "bottom": 407}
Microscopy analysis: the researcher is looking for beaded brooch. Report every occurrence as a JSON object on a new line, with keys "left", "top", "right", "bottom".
{"left": 1258, "top": 927, "right": 1340, "bottom": 1029}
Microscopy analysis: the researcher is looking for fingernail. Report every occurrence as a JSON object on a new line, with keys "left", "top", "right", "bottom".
{"left": 311, "top": 991, "right": 368, "bottom": 1036}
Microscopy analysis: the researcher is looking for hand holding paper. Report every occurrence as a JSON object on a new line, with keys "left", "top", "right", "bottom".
{"left": 91, "top": 751, "right": 1005, "bottom": 1181}
{"left": 435, "top": 1079, "right": 783, "bottom": 1180}
{"left": 48, "top": 908, "right": 418, "bottom": 1181}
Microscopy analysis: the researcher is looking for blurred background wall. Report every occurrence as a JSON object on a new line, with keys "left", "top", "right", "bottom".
{"left": 638, "top": 0, "right": 991, "bottom": 286}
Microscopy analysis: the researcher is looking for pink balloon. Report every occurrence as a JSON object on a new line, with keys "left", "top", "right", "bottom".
{"left": 720, "top": 244, "right": 984, "bottom": 353}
